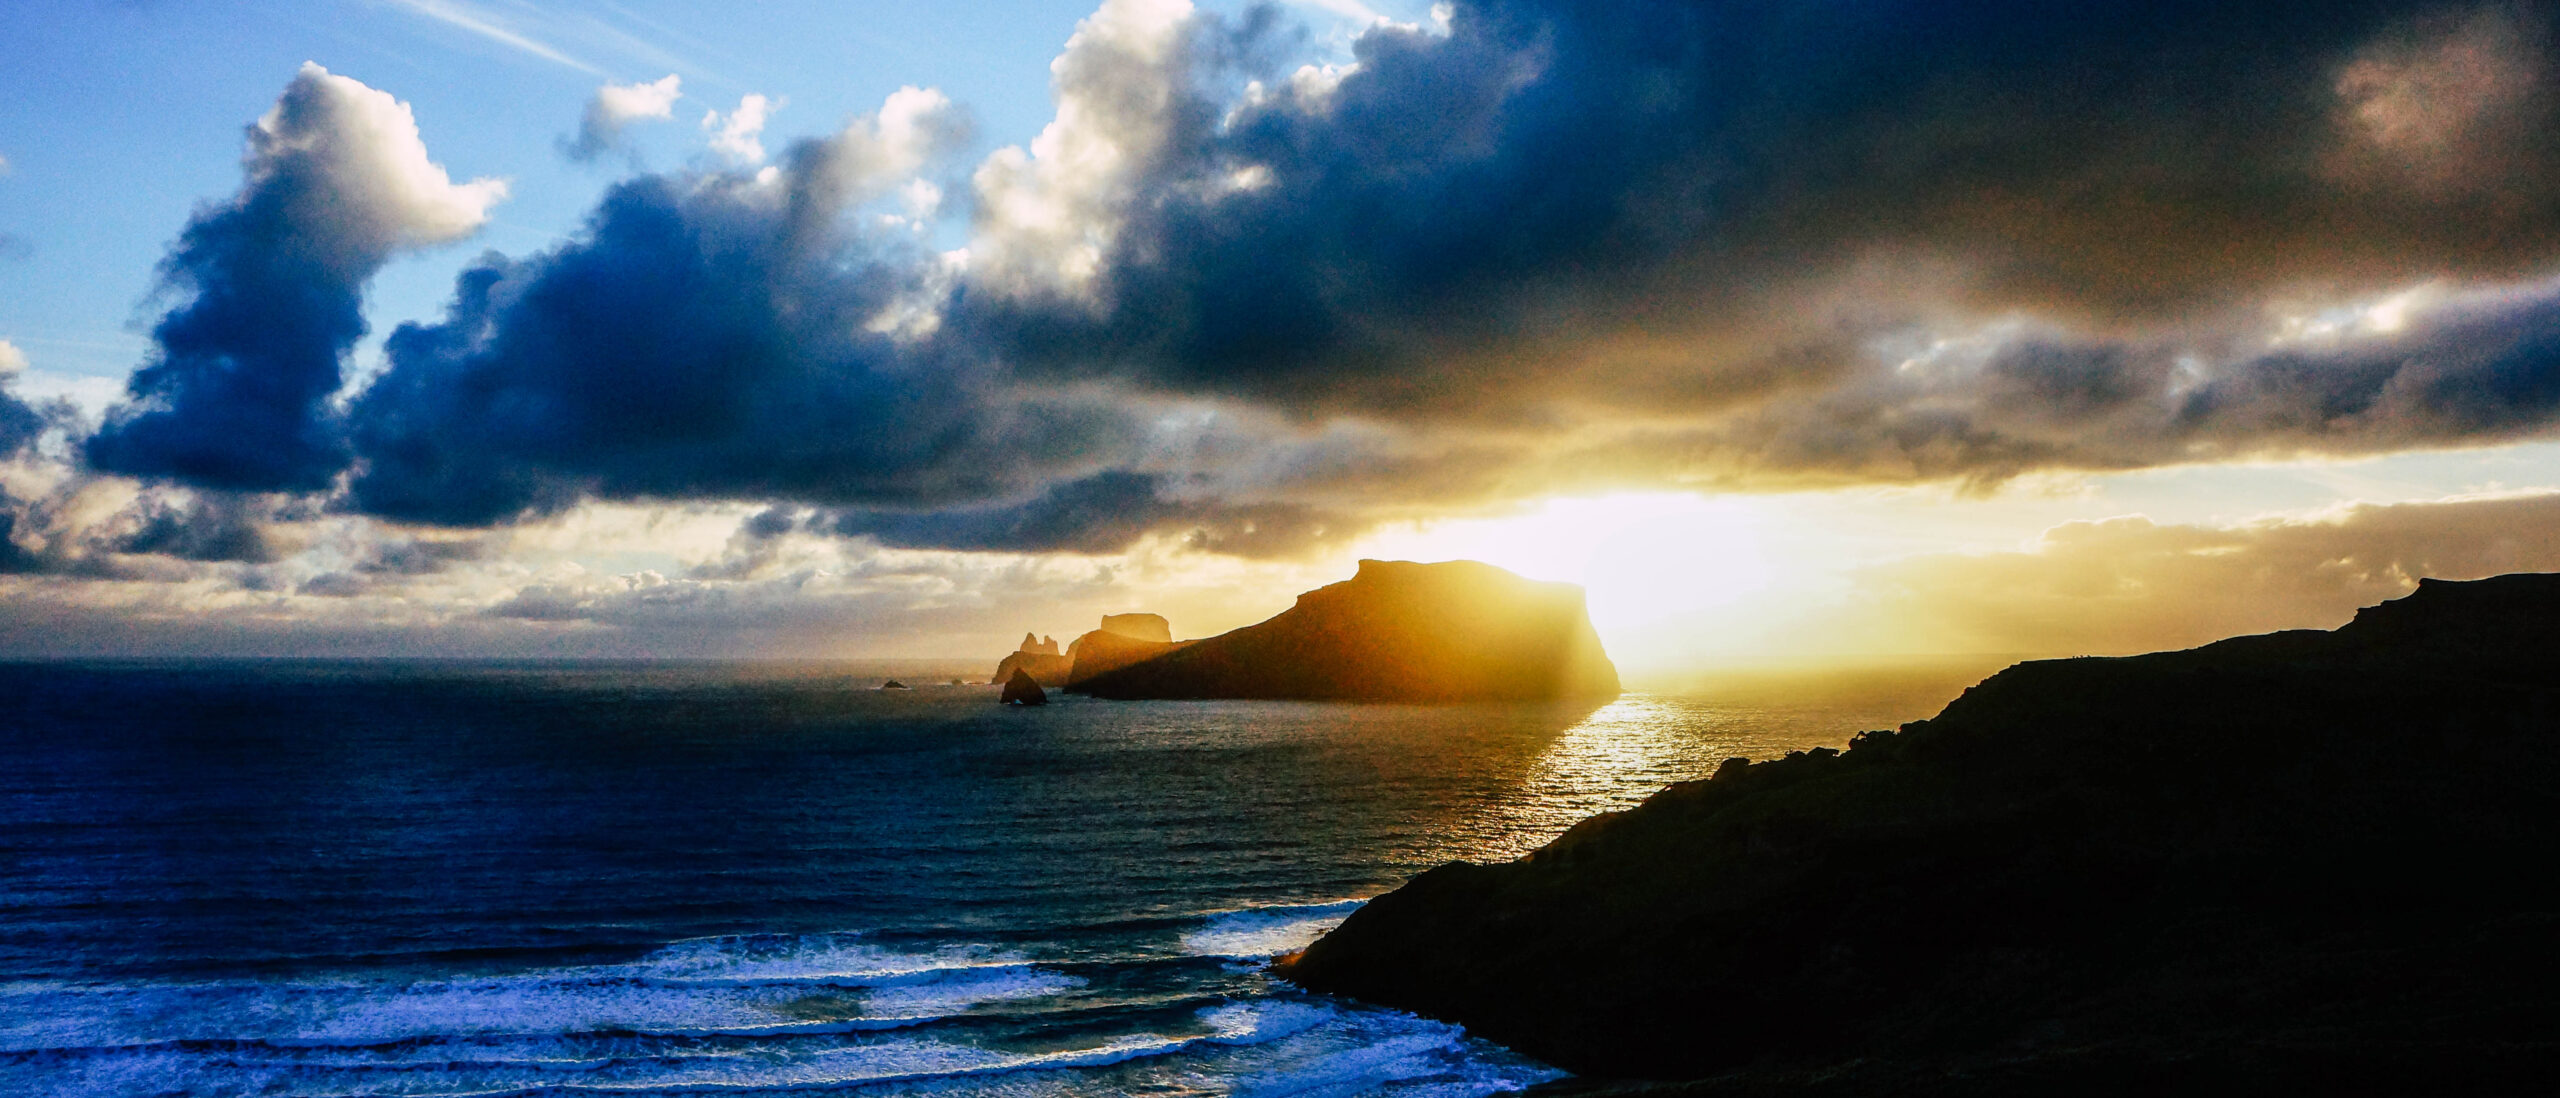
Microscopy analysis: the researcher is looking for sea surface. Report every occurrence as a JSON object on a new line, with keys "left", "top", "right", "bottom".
{"left": 0, "top": 661, "right": 1959, "bottom": 1097}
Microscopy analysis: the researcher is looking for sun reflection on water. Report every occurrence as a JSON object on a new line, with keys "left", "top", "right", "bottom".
{"left": 1463, "top": 692, "right": 1917, "bottom": 861}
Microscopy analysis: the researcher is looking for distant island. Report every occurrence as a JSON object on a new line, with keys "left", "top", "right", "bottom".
{"left": 1279, "top": 573, "right": 2560, "bottom": 1092}
{"left": 991, "top": 560, "right": 1621, "bottom": 704}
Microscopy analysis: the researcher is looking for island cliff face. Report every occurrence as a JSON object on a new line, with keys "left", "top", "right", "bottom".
{"left": 1073, "top": 559, "right": 1621, "bottom": 702}
{"left": 1281, "top": 574, "right": 2560, "bottom": 1092}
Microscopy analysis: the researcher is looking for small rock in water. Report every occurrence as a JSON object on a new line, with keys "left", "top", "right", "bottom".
{"left": 1000, "top": 668, "right": 1048, "bottom": 706}
{"left": 879, "top": 680, "right": 909, "bottom": 690}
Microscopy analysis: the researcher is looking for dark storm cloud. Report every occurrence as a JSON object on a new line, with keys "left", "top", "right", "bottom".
{"left": 2178, "top": 282, "right": 2560, "bottom": 443}
{"left": 2, "top": 376, "right": 88, "bottom": 576}
{"left": 1634, "top": 275, "right": 2560, "bottom": 487}
{"left": 0, "top": 488, "right": 232, "bottom": 580}
{"left": 341, "top": 169, "right": 1133, "bottom": 526}
{"left": 0, "top": 510, "right": 37, "bottom": 575}
{"left": 0, "top": 387, "right": 44, "bottom": 460}
{"left": 112, "top": 495, "right": 278, "bottom": 564}
{"left": 86, "top": 64, "right": 503, "bottom": 492}
{"left": 976, "top": 0, "right": 2560, "bottom": 421}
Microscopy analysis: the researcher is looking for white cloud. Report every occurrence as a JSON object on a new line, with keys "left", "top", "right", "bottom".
{"left": 253, "top": 62, "right": 509, "bottom": 268}
{"left": 967, "top": 0, "right": 1198, "bottom": 298}
{"left": 702, "top": 93, "right": 778, "bottom": 164}
{"left": 0, "top": 151, "right": 12, "bottom": 176}
{"left": 597, "top": 73, "right": 682, "bottom": 125}
{"left": 0, "top": 339, "right": 24, "bottom": 376}
{"left": 567, "top": 73, "right": 681, "bottom": 160}
{"left": 794, "top": 86, "right": 963, "bottom": 213}
{"left": 901, "top": 178, "right": 944, "bottom": 219}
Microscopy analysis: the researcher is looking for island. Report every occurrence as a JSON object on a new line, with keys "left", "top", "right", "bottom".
{"left": 1278, "top": 573, "right": 2560, "bottom": 1092}
{"left": 1073, "top": 559, "right": 1620, "bottom": 702}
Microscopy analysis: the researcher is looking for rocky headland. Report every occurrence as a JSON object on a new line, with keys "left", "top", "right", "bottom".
{"left": 1279, "top": 574, "right": 2560, "bottom": 1093}
{"left": 1074, "top": 559, "right": 1620, "bottom": 702}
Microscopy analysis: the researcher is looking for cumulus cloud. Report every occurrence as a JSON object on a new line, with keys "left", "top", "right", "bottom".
{"left": 343, "top": 87, "right": 1117, "bottom": 527}
{"left": 564, "top": 73, "right": 682, "bottom": 162}
{"left": 966, "top": 0, "right": 1204, "bottom": 298}
{"left": 702, "top": 93, "right": 778, "bottom": 164}
{"left": 86, "top": 63, "right": 505, "bottom": 492}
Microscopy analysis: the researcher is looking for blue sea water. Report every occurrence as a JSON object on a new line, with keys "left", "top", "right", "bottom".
{"left": 0, "top": 661, "right": 1936, "bottom": 1097}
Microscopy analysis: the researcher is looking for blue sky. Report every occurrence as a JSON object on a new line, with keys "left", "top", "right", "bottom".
{"left": 6, "top": 0, "right": 2560, "bottom": 671}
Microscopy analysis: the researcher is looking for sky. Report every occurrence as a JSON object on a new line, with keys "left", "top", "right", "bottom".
{"left": 7, "top": 0, "right": 2560, "bottom": 680}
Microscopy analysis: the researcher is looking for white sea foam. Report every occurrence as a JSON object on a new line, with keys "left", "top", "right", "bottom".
{"left": 1, "top": 924, "right": 1562, "bottom": 1097}
{"left": 0, "top": 933, "right": 1080, "bottom": 1053}
{"left": 630, "top": 932, "right": 1033, "bottom": 986}
{"left": 1182, "top": 899, "right": 1368, "bottom": 958}
{"left": 0, "top": 989, "right": 1560, "bottom": 1098}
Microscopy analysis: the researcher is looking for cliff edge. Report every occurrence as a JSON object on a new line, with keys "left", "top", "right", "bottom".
{"left": 1073, "top": 559, "right": 1621, "bottom": 702}
{"left": 1281, "top": 574, "right": 2560, "bottom": 1092}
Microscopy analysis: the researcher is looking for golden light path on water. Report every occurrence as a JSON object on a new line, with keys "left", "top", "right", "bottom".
{"left": 1453, "top": 689, "right": 1957, "bottom": 863}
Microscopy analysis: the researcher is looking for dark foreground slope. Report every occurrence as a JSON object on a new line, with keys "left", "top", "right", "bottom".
{"left": 1075, "top": 559, "right": 1620, "bottom": 702}
{"left": 1282, "top": 574, "right": 2560, "bottom": 1093}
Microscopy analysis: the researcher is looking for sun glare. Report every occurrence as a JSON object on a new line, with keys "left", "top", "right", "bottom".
{"left": 1351, "top": 494, "right": 1777, "bottom": 650}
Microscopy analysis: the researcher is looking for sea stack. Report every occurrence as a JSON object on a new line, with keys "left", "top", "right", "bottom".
{"left": 993, "top": 631, "right": 1073, "bottom": 687}
{"left": 1280, "top": 573, "right": 2560, "bottom": 1089}
{"left": 998, "top": 668, "right": 1047, "bottom": 706}
{"left": 1073, "top": 559, "right": 1619, "bottom": 702}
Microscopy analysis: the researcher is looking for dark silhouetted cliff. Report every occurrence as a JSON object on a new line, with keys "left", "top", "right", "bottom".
{"left": 1073, "top": 559, "right": 1620, "bottom": 702}
{"left": 1282, "top": 574, "right": 2560, "bottom": 1093}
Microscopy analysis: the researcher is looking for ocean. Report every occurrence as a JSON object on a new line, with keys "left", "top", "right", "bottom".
{"left": 0, "top": 661, "right": 1962, "bottom": 1097}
